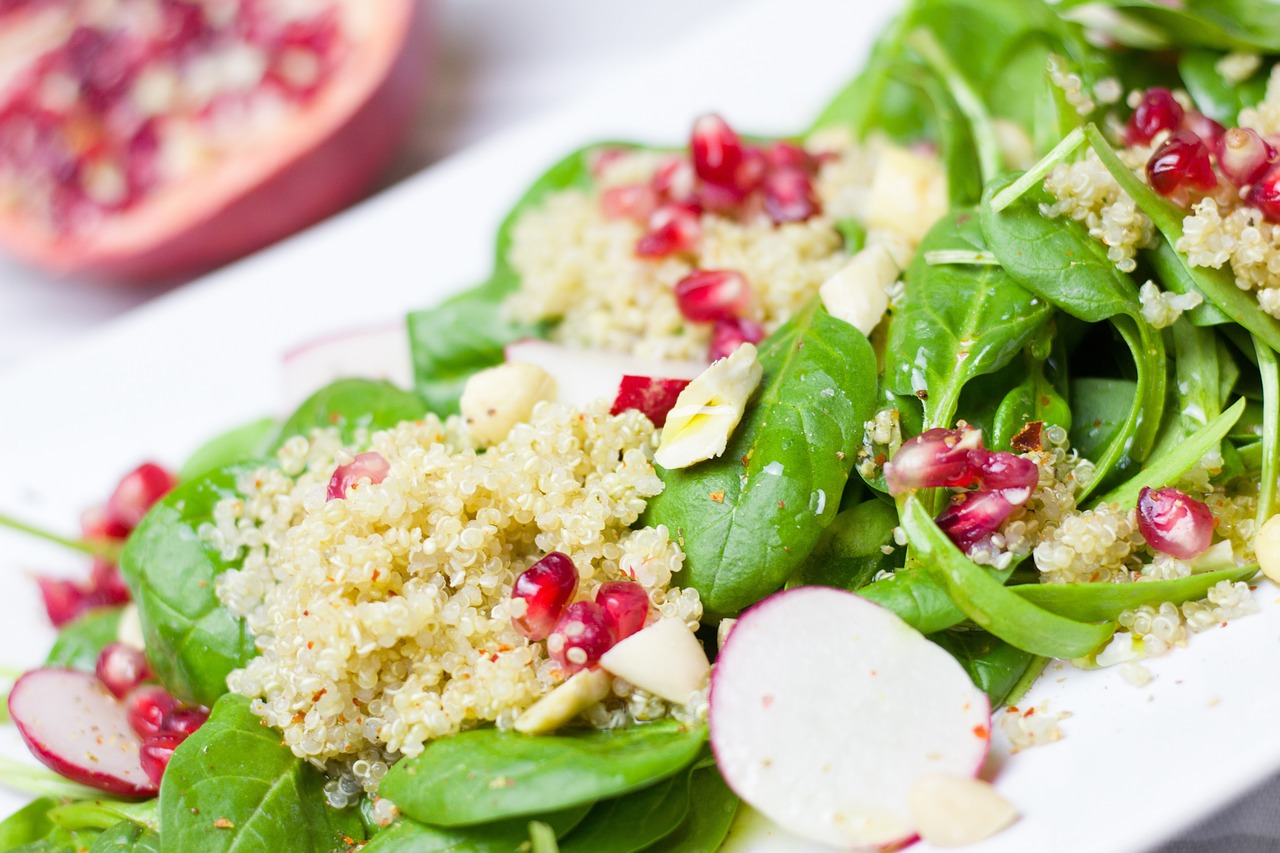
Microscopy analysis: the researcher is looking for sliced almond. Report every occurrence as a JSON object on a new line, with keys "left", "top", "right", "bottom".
{"left": 514, "top": 668, "right": 612, "bottom": 735}
{"left": 460, "top": 362, "right": 558, "bottom": 447}
{"left": 819, "top": 243, "right": 900, "bottom": 336}
{"left": 908, "top": 774, "right": 1018, "bottom": 848}
{"left": 600, "top": 618, "right": 710, "bottom": 704}
{"left": 655, "top": 343, "right": 762, "bottom": 470}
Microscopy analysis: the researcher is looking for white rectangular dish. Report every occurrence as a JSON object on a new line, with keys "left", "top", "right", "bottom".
{"left": 1, "top": 2, "right": 1277, "bottom": 851}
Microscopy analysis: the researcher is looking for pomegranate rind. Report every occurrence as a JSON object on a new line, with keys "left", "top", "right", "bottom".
{"left": 9, "top": 668, "right": 156, "bottom": 796}
{"left": 0, "top": 0, "right": 433, "bottom": 283}
{"left": 709, "top": 587, "right": 990, "bottom": 850}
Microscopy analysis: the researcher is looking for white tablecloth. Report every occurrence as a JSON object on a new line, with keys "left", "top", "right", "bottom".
{"left": 0, "top": 1, "right": 1274, "bottom": 849}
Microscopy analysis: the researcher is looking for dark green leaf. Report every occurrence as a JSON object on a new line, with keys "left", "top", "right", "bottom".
{"left": 1178, "top": 49, "right": 1272, "bottom": 124}
{"left": 361, "top": 804, "right": 591, "bottom": 853}
{"left": 45, "top": 607, "right": 124, "bottom": 671}
{"left": 930, "top": 629, "right": 1042, "bottom": 707}
{"left": 271, "top": 379, "right": 426, "bottom": 451}
{"left": 791, "top": 498, "right": 902, "bottom": 592}
{"left": 642, "top": 761, "right": 738, "bottom": 853}
{"left": 159, "top": 694, "right": 364, "bottom": 853}
{"left": 559, "top": 772, "right": 690, "bottom": 853}
{"left": 642, "top": 301, "right": 878, "bottom": 616}
{"left": 119, "top": 464, "right": 258, "bottom": 706}
{"left": 179, "top": 417, "right": 276, "bottom": 483}
{"left": 88, "top": 821, "right": 160, "bottom": 853}
{"left": 380, "top": 721, "right": 707, "bottom": 828}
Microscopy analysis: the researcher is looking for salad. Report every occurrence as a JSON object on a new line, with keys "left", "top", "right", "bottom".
{"left": 6, "top": 0, "right": 1280, "bottom": 850}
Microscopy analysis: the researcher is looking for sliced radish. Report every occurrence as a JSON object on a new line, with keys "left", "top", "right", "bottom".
{"left": 709, "top": 587, "right": 990, "bottom": 850}
{"left": 504, "top": 339, "right": 705, "bottom": 409}
{"left": 9, "top": 668, "right": 156, "bottom": 796}
{"left": 281, "top": 321, "right": 413, "bottom": 411}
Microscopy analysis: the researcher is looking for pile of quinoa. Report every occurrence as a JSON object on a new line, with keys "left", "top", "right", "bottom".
{"left": 503, "top": 132, "right": 939, "bottom": 361}
{"left": 209, "top": 400, "right": 702, "bottom": 795}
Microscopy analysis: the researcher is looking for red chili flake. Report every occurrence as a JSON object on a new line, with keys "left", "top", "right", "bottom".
{"left": 762, "top": 694, "right": 774, "bottom": 708}
{"left": 778, "top": 501, "right": 786, "bottom": 509}
{"left": 311, "top": 688, "right": 327, "bottom": 703}
{"left": 973, "top": 725, "right": 989, "bottom": 740}
{"left": 1011, "top": 420, "right": 1044, "bottom": 453}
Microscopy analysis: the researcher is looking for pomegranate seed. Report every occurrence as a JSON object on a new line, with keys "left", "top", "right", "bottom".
{"left": 127, "top": 685, "right": 180, "bottom": 739}
{"left": 595, "top": 581, "right": 649, "bottom": 640}
{"left": 935, "top": 490, "right": 1016, "bottom": 554}
{"left": 690, "top": 114, "right": 744, "bottom": 187}
{"left": 734, "top": 146, "right": 768, "bottom": 193}
{"left": 694, "top": 180, "right": 746, "bottom": 215}
{"left": 81, "top": 506, "right": 130, "bottom": 541}
{"left": 65, "top": 27, "right": 141, "bottom": 112}
{"left": 139, "top": 734, "right": 184, "bottom": 787}
{"left": 105, "top": 463, "right": 175, "bottom": 531}
{"left": 708, "top": 317, "right": 764, "bottom": 362}
{"left": 590, "top": 147, "right": 629, "bottom": 179}
{"left": 159, "top": 706, "right": 210, "bottom": 738}
{"left": 636, "top": 204, "right": 701, "bottom": 257}
{"left": 968, "top": 450, "right": 1040, "bottom": 505}
{"left": 1183, "top": 111, "right": 1225, "bottom": 154}
{"left": 763, "top": 141, "right": 817, "bottom": 174}
{"left": 1146, "top": 130, "right": 1218, "bottom": 196}
{"left": 511, "top": 552, "right": 579, "bottom": 641}
{"left": 1247, "top": 164, "right": 1280, "bottom": 221}
{"left": 601, "top": 184, "right": 658, "bottom": 222}
{"left": 547, "top": 601, "right": 615, "bottom": 674}
{"left": 1136, "top": 486, "right": 1215, "bottom": 559}
{"left": 36, "top": 578, "right": 91, "bottom": 628}
{"left": 674, "top": 269, "right": 751, "bottom": 323}
{"left": 610, "top": 375, "right": 690, "bottom": 427}
{"left": 1125, "top": 87, "right": 1184, "bottom": 146}
{"left": 90, "top": 560, "right": 131, "bottom": 602}
{"left": 1221, "top": 127, "right": 1277, "bottom": 186}
{"left": 96, "top": 643, "right": 150, "bottom": 699}
{"left": 884, "top": 428, "right": 985, "bottom": 495}
{"left": 761, "top": 167, "right": 820, "bottom": 223}
{"left": 326, "top": 451, "right": 390, "bottom": 501}
{"left": 651, "top": 155, "right": 697, "bottom": 204}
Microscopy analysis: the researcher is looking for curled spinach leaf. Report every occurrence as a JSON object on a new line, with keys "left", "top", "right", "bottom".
{"left": 379, "top": 721, "right": 706, "bottom": 828}
{"left": 159, "top": 694, "right": 363, "bottom": 853}
{"left": 790, "top": 498, "right": 901, "bottom": 592}
{"left": 271, "top": 378, "right": 427, "bottom": 451}
{"left": 641, "top": 760, "right": 738, "bottom": 853}
{"left": 178, "top": 417, "right": 276, "bottom": 483}
{"left": 361, "top": 805, "right": 590, "bottom": 852}
{"left": 119, "top": 463, "right": 258, "bottom": 706}
{"left": 1012, "top": 564, "right": 1259, "bottom": 622}
{"left": 559, "top": 772, "right": 691, "bottom": 853}
{"left": 642, "top": 301, "right": 878, "bottom": 616}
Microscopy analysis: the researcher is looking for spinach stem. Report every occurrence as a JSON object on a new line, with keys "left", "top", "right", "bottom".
{"left": 923, "top": 250, "right": 999, "bottom": 266}
{"left": 906, "top": 28, "right": 1003, "bottom": 186}
{"left": 1254, "top": 335, "right": 1280, "bottom": 526}
{"left": 989, "top": 126, "right": 1084, "bottom": 212}
{"left": 0, "top": 512, "right": 122, "bottom": 563}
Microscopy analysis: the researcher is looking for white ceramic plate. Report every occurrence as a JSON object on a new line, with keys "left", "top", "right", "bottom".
{"left": 2, "top": 1, "right": 1278, "bottom": 851}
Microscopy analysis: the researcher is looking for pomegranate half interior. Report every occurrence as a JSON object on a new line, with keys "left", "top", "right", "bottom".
{"left": 0, "top": 0, "right": 430, "bottom": 282}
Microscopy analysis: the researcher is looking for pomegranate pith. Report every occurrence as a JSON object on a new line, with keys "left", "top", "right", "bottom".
{"left": 511, "top": 552, "right": 579, "bottom": 641}
{"left": 1136, "top": 486, "right": 1215, "bottom": 559}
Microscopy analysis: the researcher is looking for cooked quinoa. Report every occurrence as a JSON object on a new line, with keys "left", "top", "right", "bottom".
{"left": 210, "top": 400, "right": 701, "bottom": 787}
{"left": 503, "top": 134, "right": 931, "bottom": 361}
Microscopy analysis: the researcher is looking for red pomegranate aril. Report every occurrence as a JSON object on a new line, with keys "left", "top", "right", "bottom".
{"left": 884, "top": 428, "right": 984, "bottom": 495}
{"left": 610, "top": 375, "right": 690, "bottom": 427}
{"left": 159, "top": 706, "right": 209, "bottom": 738}
{"left": 37, "top": 565, "right": 131, "bottom": 628}
{"left": 652, "top": 155, "right": 697, "bottom": 204}
{"left": 105, "top": 463, "right": 176, "bottom": 532}
{"left": 690, "top": 113, "right": 744, "bottom": 187}
{"left": 636, "top": 204, "right": 702, "bottom": 257}
{"left": 127, "top": 685, "right": 180, "bottom": 740}
{"left": 694, "top": 180, "right": 747, "bottom": 215}
{"left": 327, "top": 451, "right": 390, "bottom": 501}
{"left": 1221, "top": 127, "right": 1277, "bottom": 187}
{"left": 674, "top": 269, "right": 751, "bottom": 323}
{"left": 591, "top": 148, "right": 629, "bottom": 179}
{"left": 935, "top": 490, "right": 1017, "bottom": 554}
{"left": 601, "top": 184, "right": 658, "bottom": 222}
{"left": 595, "top": 581, "right": 649, "bottom": 641}
{"left": 763, "top": 140, "right": 817, "bottom": 174}
{"left": 547, "top": 601, "right": 616, "bottom": 674}
{"left": 708, "top": 317, "right": 765, "bottom": 362}
{"left": 82, "top": 506, "right": 131, "bottom": 541}
{"left": 511, "top": 552, "right": 579, "bottom": 641}
{"left": 969, "top": 450, "right": 1040, "bottom": 505}
{"left": 96, "top": 643, "right": 151, "bottom": 700}
{"left": 1125, "top": 87, "right": 1184, "bottom": 146}
{"left": 1247, "top": 164, "right": 1280, "bottom": 221}
{"left": 139, "top": 734, "right": 184, "bottom": 787}
{"left": 1136, "top": 486, "right": 1215, "bottom": 559}
{"left": 761, "top": 166, "right": 820, "bottom": 223}
{"left": 1146, "top": 130, "right": 1218, "bottom": 196}
{"left": 1183, "top": 111, "right": 1226, "bottom": 154}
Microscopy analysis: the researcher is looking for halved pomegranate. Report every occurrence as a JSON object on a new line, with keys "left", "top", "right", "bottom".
{"left": 0, "top": 0, "right": 431, "bottom": 282}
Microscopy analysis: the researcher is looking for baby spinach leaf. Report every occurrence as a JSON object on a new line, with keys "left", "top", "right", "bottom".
{"left": 1146, "top": 240, "right": 1232, "bottom": 327}
{"left": 559, "top": 772, "right": 690, "bottom": 853}
{"left": 903, "top": 497, "right": 1115, "bottom": 658}
{"left": 361, "top": 804, "right": 591, "bottom": 852}
{"left": 1012, "top": 564, "right": 1259, "bottom": 622}
{"left": 929, "top": 629, "right": 1041, "bottom": 707}
{"left": 1178, "top": 49, "right": 1272, "bottom": 124}
{"left": 120, "top": 463, "right": 257, "bottom": 707}
{"left": 87, "top": 821, "right": 160, "bottom": 853}
{"left": 47, "top": 799, "right": 158, "bottom": 834}
{"left": 790, "top": 498, "right": 902, "bottom": 592}
{"left": 642, "top": 301, "right": 878, "bottom": 616}
{"left": 885, "top": 210, "right": 1052, "bottom": 429}
{"left": 179, "top": 417, "right": 276, "bottom": 483}
{"left": 858, "top": 567, "right": 969, "bottom": 636}
{"left": 1254, "top": 337, "right": 1280, "bottom": 525}
{"left": 644, "top": 760, "right": 738, "bottom": 853}
{"left": 0, "top": 798, "right": 58, "bottom": 848}
{"left": 1068, "top": 377, "right": 1136, "bottom": 473}
{"left": 45, "top": 607, "right": 124, "bottom": 671}
{"left": 380, "top": 721, "right": 707, "bottom": 828}
{"left": 991, "top": 352, "right": 1072, "bottom": 450}
{"left": 1172, "top": 319, "right": 1224, "bottom": 435}
{"left": 270, "top": 378, "right": 427, "bottom": 451}
{"left": 160, "top": 694, "right": 363, "bottom": 853}
{"left": 1058, "top": 0, "right": 1280, "bottom": 52}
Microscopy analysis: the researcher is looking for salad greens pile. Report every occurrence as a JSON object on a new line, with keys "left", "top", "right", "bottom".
{"left": 6, "top": 0, "right": 1280, "bottom": 849}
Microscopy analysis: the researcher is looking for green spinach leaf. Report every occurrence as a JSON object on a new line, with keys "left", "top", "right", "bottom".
{"left": 643, "top": 760, "right": 738, "bottom": 853}
{"left": 929, "top": 629, "right": 1041, "bottom": 707}
{"left": 559, "top": 772, "right": 690, "bottom": 853}
{"left": 1058, "top": 0, "right": 1280, "bottom": 52}
{"left": 1012, "top": 564, "right": 1259, "bottom": 622}
{"left": 380, "top": 721, "right": 706, "bottom": 828}
{"left": 1178, "top": 49, "right": 1272, "bottom": 124}
{"left": 361, "top": 804, "right": 591, "bottom": 852}
{"left": 159, "top": 694, "right": 363, "bottom": 853}
{"left": 179, "top": 417, "right": 276, "bottom": 483}
{"left": 88, "top": 821, "right": 160, "bottom": 853}
{"left": 271, "top": 378, "right": 427, "bottom": 451}
{"left": 45, "top": 607, "right": 124, "bottom": 671}
{"left": 642, "top": 301, "right": 878, "bottom": 616}
{"left": 791, "top": 498, "right": 902, "bottom": 592}
{"left": 119, "top": 463, "right": 257, "bottom": 706}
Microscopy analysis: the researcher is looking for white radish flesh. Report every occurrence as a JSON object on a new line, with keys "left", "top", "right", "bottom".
{"left": 504, "top": 339, "right": 705, "bottom": 409}
{"left": 9, "top": 668, "right": 156, "bottom": 796}
{"left": 709, "top": 587, "right": 990, "bottom": 850}
{"left": 281, "top": 322, "right": 413, "bottom": 411}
